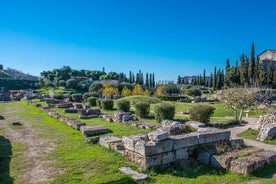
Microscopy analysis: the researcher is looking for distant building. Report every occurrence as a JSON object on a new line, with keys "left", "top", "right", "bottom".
{"left": 258, "top": 49, "right": 276, "bottom": 70}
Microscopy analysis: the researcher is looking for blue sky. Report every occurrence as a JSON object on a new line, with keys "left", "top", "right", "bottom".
{"left": 1, "top": 0, "right": 276, "bottom": 82}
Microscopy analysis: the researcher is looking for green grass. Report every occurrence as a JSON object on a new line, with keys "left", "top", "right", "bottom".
{"left": 238, "top": 128, "right": 276, "bottom": 145}
{"left": 1, "top": 101, "right": 276, "bottom": 183}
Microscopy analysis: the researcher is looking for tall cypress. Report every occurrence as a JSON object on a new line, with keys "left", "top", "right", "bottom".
{"left": 213, "top": 66, "right": 217, "bottom": 89}
{"left": 203, "top": 69, "right": 206, "bottom": 86}
{"left": 224, "top": 59, "right": 230, "bottom": 87}
{"left": 259, "top": 63, "right": 266, "bottom": 85}
{"left": 248, "top": 42, "right": 255, "bottom": 85}
{"left": 146, "top": 73, "right": 149, "bottom": 87}
{"left": 267, "top": 62, "right": 274, "bottom": 85}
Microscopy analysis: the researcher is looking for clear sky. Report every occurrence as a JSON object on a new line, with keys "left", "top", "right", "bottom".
{"left": 1, "top": 0, "right": 276, "bottom": 82}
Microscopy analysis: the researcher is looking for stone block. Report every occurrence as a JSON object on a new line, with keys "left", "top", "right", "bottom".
{"left": 198, "top": 130, "right": 230, "bottom": 144}
{"left": 198, "top": 152, "right": 211, "bottom": 165}
{"left": 161, "top": 120, "right": 180, "bottom": 127}
{"left": 99, "top": 136, "right": 122, "bottom": 149}
{"left": 122, "top": 115, "right": 131, "bottom": 122}
{"left": 122, "top": 134, "right": 148, "bottom": 151}
{"left": 71, "top": 121, "right": 86, "bottom": 130}
{"left": 230, "top": 139, "right": 245, "bottom": 149}
{"left": 256, "top": 150, "right": 276, "bottom": 164}
{"left": 80, "top": 125, "right": 109, "bottom": 137}
{"left": 148, "top": 131, "right": 169, "bottom": 142}
{"left": 230, "top": 156, "right": 266, "bottom": 174}
{"left": 135, "top": 139, "right": 172, "bottom": 156}
{"left": 210, "top": 154, "right": 233, "bottom": 169}
{"left": 170, "top": 133, "right": 199, "bottom": 150}
{"left": 175, "top": 148, "right": 189, "bottom": 161}
{"left": 162, "top": 151, "right": 175, "bottom": 165}
{"left": 119, "top": 167, "right": 148, "bottom": 182}
{"left": 185, "top": 121, "right": 205, "bottom": 129}
{"left": 64, "top": 108, "right": 78, "bottom": 113}
{"left": 146, "top": 154, "right": 162, "bottom": 168}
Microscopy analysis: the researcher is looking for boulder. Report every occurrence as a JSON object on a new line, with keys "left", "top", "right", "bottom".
{"left": 198, "top": 152, "right": 211, "bottom": 165}
{"left": 80, "top": 125, "right": 109, "bottom": 137}
{"left": 148, "top": 131, "right": 168, "bottom": 142}
{"left": 230, "top": 156, "right": 266, "bottom": 174}
{"left": 114, "top": 110, "right": 128, "bottom": 122}
{"left": 99, "top": 136, "right": 122, "bottom": 149}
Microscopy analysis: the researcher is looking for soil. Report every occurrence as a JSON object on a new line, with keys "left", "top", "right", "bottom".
{"left": 0, "top": 105, "right": 58, "bottom": 184}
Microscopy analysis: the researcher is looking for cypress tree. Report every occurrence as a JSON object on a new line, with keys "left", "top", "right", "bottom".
{"left": 210, "top": 72, "right": 213, "bottom": 88}
{"left": 203, "top": 69, "right": 206, "bottom": 86}
{"left": 224, "top": 59, "right": 230, "bottom": 87}
{"left": 177, "top": 75, "right": 181, "bottom": 85}
{"left": 259, "top": 63, "right": 266, "bottom": 85}
{"left": 146, "top": 73, "right": 149, "bottom": 87}
{"left": 254, "top": 58, "right": 260, "bottom": 85}
{"left": 273, "top": 70, "right": 276, "bottom": 85}
{"left": 240, "top": 54, "right": 249, "bottom": 86}
{"left": 267, "top": 62, "right": 273, "bottom": 85}
{"left": 129, "top": 71, "right": 132, "bottom": 83}
{"left": 213, "top": 66, "right": 217, "bottom": 89}
{"left": 248, "top": 42, "right": 255, "bottom": 85}
{"left": 152, "top": 73, "right": 155, "bottom": 88}
{"left": 149, "top": 73, "right": 153, "bottom": 88}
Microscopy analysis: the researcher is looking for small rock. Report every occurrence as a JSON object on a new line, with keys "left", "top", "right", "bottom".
{"left": 119, "top": 167, "right": 148, "bottom": 181}
{"left": 11, "top": 122, "right": 22, "bottom": 126}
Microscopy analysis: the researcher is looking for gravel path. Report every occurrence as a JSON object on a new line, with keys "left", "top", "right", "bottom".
{"left": 228, "top": 117, "right": 276, "bottom": 152}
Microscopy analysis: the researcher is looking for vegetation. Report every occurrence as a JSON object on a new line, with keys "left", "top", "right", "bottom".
{"left": 72, "top": 93, "right": 83, "bottom": 102}
{"left": 220, "top": 88, "right": 255, "bottom": 122}
{"left": 189, "top": 104, "right": 215, "bottom": 124}
{"left": 134, "top": 102, "right": 150, "bottom": 118}
{"left": 154, "top": 103, "right": 175, "bottom": 123}
{"left": 238, "top": 128, "right": 276, "bottom": 145}
{"left": 100, "top": 99, "right": 114, "bottom": 110}
{"left": 87, "top": 97, "right": 98, "bottom": 106}
{"left": 116, "top": 100, "right": 130, "bottom": 112}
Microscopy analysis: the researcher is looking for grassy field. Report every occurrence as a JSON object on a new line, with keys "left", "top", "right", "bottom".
{"left": 1, "top": 101, "right": 276, "bottom": 183}
{"left": 238, "top": 128, "right": 276, "bottom": 145}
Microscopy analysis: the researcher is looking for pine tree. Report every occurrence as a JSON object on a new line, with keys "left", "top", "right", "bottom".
{"left": 267, "top": 62, "right": 273, "bottom": 85}
{"left": 240, "top": 54, "right": 249, "bottom": 86}
{"left": 273, "top": 70, "right": 276, "bottom": 85}
{"left": 203, "top": 69, "right": 206, "bottom": 86}
{"left": 224, "top": 59, "right": 230, "bottom": 87}
{"left": 177, "top": 75, "right": 181, "bottom": 85}
{"left": 146, "top": 73, "right": 149, "bottom": 87}
{"left": 213, "top": 66, "right": 217, "bottom": 89}
{"left": 259, "top": 63, "right": 267, "bottom": 85}
{"left": 248, "top": 42, "right": 255, "bottom": 85}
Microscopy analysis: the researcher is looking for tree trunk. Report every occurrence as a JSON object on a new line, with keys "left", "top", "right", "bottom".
{"left": 239, "top": 109, "right": 244, "bottom": 123}
{"left": 234, "top": 110, "right": 238, "bottom": 121}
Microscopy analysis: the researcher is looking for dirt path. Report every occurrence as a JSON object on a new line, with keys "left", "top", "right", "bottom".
{"left": 0, "top": 104, "right": 57, "bottom": 184}
{"left": 228, "top": 117, "right": 276, "bottom": 152}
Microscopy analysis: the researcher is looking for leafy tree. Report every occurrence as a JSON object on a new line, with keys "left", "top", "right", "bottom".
{"left": 102, "top": 85, "right": 119, "bottom": 99}
{"left": 89, "top": 82, "right": 104, "bottom": 93}
{"left": 155, "top": 84, "right": 165, "bottom": 96}
{"left": 66, "top": 79, "right": 78, "bottom": 89}
{"left": 144, "top": 89, "right": 150, "bottom": 96}
{"left": 72, "top": 93, "right": 83, "bottom": 102}
{"left": 87, "top": 97, "right": 98, "bottom": 106}
{"left": 101, "top": 99, "right": 114, "bottom": 110}
{"left": 132, "top": 84, "right": 144, "bottom": 95}
{"left": 186, "top": 87, "right": 202, "bottom": 97}
{"left": 162, "top": 84, "right": 180, "bottom": 96}
{"left": 220, "top": 88, "right": 255, "bottom": 122}
{"left": 121, "top": 86, "right": 132, "bottom": 96}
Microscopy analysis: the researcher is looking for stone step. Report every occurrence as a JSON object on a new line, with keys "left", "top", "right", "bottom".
{"left": 119, "top": 167, "right": 148, "bottom": 182}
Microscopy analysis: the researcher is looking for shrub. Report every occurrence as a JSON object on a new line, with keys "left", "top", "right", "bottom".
{"left": 189, "top": 104, "right": 215, "bottom": 124}
{"left": 87, "top": 97, "right": 98, "bottom": 106}
{"left": 96, "top": 99, "right": 102, "bottom": 109}
{"left": 83, "top": 92, "right": 100, "bottom": 102}
{"left": 53, "top": 94, "right": 64, "bottom": 100}
{"left": 117, "top": 100, "right": 130, "bottom": 112}
{"left": 66, "top": 79, "right": 78, "bottom": 89}
{"left": 72, "top": 93, "right": 83, "bottom": 102}
{"left": 89, "top": 82, "right": 103, "bottom": 93}
{"left": 134, "top": 102, "right": 150, "bottom": 118}
{"left": 101, "top": 99, "right": 114, "bottom": 110}
{"left": 156, "top": 96, "right": 188, "bottom": 101}
{"left": 186, "top": 88, "right": 202, "bottom": 97}
{"left": 154, "top": 103, "right": 175, "bottom": 123}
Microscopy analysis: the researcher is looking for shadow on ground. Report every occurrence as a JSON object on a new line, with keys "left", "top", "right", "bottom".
{"left": 0, "top": 135, "right": 14, "bottom": 184}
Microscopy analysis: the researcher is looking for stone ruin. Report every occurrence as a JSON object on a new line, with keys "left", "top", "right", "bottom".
{"left": 0, "top": 87, "right": 11, "bottom": 101}
{"left": 254, "top": 112, "right": 276, "bottom": 141}
{"left": 99, "top": 120, "right": 276, "bottom": 174}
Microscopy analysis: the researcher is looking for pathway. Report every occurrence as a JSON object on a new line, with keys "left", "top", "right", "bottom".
{"left": 228, "top": 117, "right": 276, "bottom": 152}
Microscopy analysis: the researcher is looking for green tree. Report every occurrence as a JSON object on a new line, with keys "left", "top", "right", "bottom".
{"left": 248, "top": 42, "right": 255, "bottom": 85}
{"left": 213, "top": 66, "right": 217, "bottom": 89}
{"left": 162, "top": 84, "right": 180, "bottom": 96}
{"left": 259, "top": 63, "right": 267, "bottom": 85}
{"left": 89, "top": 82, "right": 104, "bottom": 93}
{"left": 267, "top": 62, "right": 274, "bottom": 85}
{"left": 220, "top": 88, "right": 255, "bottom": 122}
{"left": 273, "top": 70, "right": 276, "bottom": 85}
{"left": 240, "top": 54, "right": 249, "bottom": 86}
{"left": 224, "top": 59, "right": 231, "bottom": 87}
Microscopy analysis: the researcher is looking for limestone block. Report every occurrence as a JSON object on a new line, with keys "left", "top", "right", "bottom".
{"left": 148, "top": 131, "right": 169, "bottom": 142}
{"left": 122, "top": 134, "right": 148, "bottom": 151}
{"left": 122, "top": 115, "right": 131, "bottom": 122}
{"left": 73, "top": 103, "right": 83, "bottom": 109}
{"left": 146, "top": 154, "right": 162, "bottom": 168}
{"left": 170, "top": 132, "right": 199, "bottom": 150}
{"left": 80, "top": 125, "right": 109, "bottom": 137}
{"left": 175, "top": 148, "right": 189, "bottom": 161}
{"left": 64, "top": 108, "right": 78, "bottom": 113}
{"left": 198, "top": 152, "right": 211, "bottom": 165}
{"left": 99, "top": 136, "right": 122, "bottom": 149}
{"left": 135, "top": 139, "right": 172, "bottom": 156}
{"left": 230, "top": 156, "right": 265, "bottom": 174}
{"left": 119, "top": 167, "right": 148, "bottom": 182}
{"left": 185, "top": 121, "right": 205, "bottom": 129}
{"left": 210, "top": 154, "right": 233, "bottom": 169}
{"left": 230, "top": 139, "right": 245, "bottom": 149}
{"left": 71, "top": 121, "right": 86, "bottom": 130}
{"left": 162, "top": 151, "right": 175, "bottom": 165}
{"left": 198, "top": 130, "right": 230, "bottom": 144}
{"left": 256, "top": 150, "right": 276, "bottom": 164}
